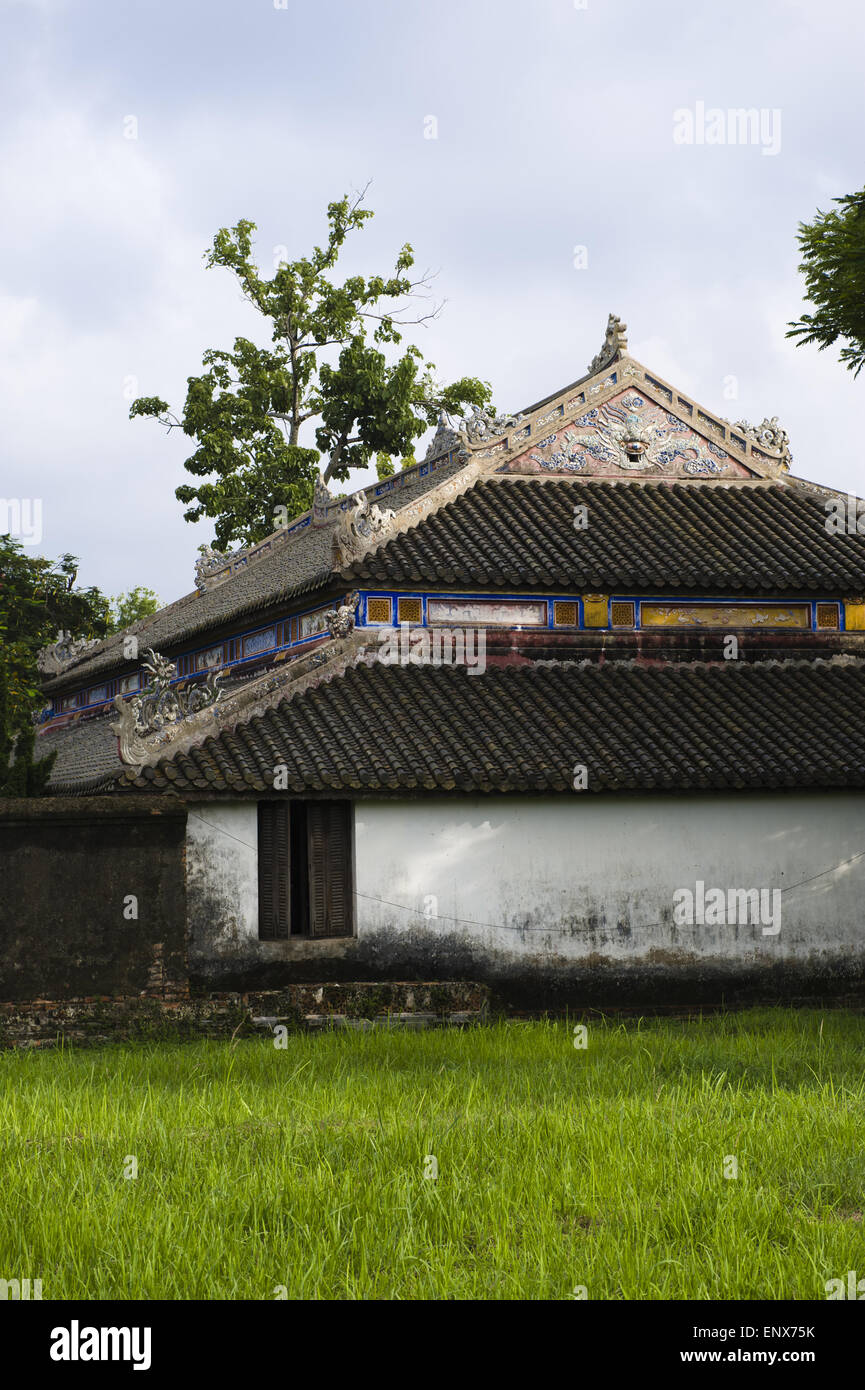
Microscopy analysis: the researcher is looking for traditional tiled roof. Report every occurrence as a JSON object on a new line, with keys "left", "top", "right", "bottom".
{"left": 41, "top": 670, "right": 271, "bottom": 795}
{"left": 116, "top": 656, "right": 865, "bottom": 795}
{"left": 38, "top": 317, "right": 865, "bottom": 806}
{"left": 41, "top": 455, "right": 466, "bottom": 694}
{"left": 41, "top": 522, "right": 335, "bottom": 694}
{"left": 41, "top": 332, "right": 847, "bottom": 700}
{"left": 40, "top": 711, "right": 124, "bottom": 792}
{"left": 345, "top": 478, "right": 865, "bottom": 593}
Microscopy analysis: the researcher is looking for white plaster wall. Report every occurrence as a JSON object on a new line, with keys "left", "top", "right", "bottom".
{"left": 183, "top": 794, "right": 865, "bottom": 971}
{"left": 186, "top": 802, "right": 258, "bottom": 947}
{"left": 354, "top": 795, "right": 865, "bottom": 963}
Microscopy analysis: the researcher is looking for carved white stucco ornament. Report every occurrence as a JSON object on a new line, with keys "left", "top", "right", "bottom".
{"left": 462, "top": 404, "right": 526, "bottom": 444}
{"left": 37, "top": 629, "right": 101, "bottom": 677}
{"left": 424, "top": 409, "right": 464, "bottom": 460}
{"left": 587, "top": 313, "right": 628, "bottom": 377}
{"left": 110, "top": 647, "right": 222, "bottom": 763}
{"left": 114, "top": 628, "right": 371, "bottom": 774}
{"left": 732, "top": 416, "right": 792, "bottom": 468}
{"left": 312, "top": 471, "right": 334, "bottom": 519}
{"left": 331, "top": 493, "right": 396, "bottom": 567}
{"left": 325, "top": 591, "right": 360, "bottom": 639}
{"left": 195, "top": 543, "right": 233, "bottom": 588}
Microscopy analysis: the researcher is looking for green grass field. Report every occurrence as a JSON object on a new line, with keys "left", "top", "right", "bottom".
{"left": 2, "top": 1009, "right": 865, "bottom": 1300}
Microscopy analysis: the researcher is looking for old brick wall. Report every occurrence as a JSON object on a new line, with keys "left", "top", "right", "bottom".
{"left": 0, "top": 982, "right": 491, "bottom": 1048}
{"left": 0, "top": 796, "right": 188, "bottom": 1000}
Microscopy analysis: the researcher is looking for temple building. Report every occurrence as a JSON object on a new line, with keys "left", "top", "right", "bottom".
{"left": 6, "top": 314, "right": 865, "bottom": 1018}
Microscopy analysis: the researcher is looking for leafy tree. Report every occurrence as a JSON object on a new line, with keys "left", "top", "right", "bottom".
{"left": 131, "top": 190, "right": 491, "bottom": 549}
{"left": 375, "top": 450, "right": 416, "bottom": 480}
{"left": 0, "top": 537, "right": 111, "bottom": 795}
{"left": 107, "top": 586, "right": 160, "bottom": 633}
{"left": 0, "top": 661, "right": 55, "bottom": 796}
{"left": 0, "top": 538, "right": 109, "bottom": 720}
{"left": 787, "top": 187, "right": 865, "bottom": 376}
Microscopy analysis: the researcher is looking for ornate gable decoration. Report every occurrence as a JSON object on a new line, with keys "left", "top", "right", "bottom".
{"left": 487, "top": 318, "right": 793, "bottom": 482}
{"left": 463, "top": 404, "right": 527, "bottom": 444}
{"left": 331, "top": 494, "right": 397, "bottom": 568}
{"left": 508, "top": 388, "right": 747, "bottom": 479}
{"left": 110, "top": 648, "right": 223, "bottom": 764}
{"left": 113, "top": 628, "right": 371, "bottom": 773}
{"left": 732, "top": 416, "right": 792, "bottom": 463}
{"left": 37, "top": 630, "right": 102, "bottom": 677}
{"left": 325, "top": 590, "right": 359, "bottom": 638}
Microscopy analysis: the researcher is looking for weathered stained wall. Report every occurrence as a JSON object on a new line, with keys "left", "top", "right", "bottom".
{"left": 185, "top": 793, "right": 865, "bottom": 1006}
{"left": 186, "top": 802, "right": 258, "bottom": 975}
{"left": 0, "top": 796, "right": 187, "bottom": 1000}
{"left": 355, "top": 795, "right": 865, "bottom": 1005}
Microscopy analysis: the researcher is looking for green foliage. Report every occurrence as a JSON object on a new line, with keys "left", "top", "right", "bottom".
{"left": 375, "top": 450, "right": 416, "bottom": 480}
{"left": 0, "top": 661, "right": 55, "bottom": 796}
{"left": 787, "top": 188, "right": 865, "bottom": 376}
{"left": 375, "top": 451, "right": 396, "bottom": 479}
{"left": 0, "top": 536, "right": 113, "bottom": 796}
{"left": 0, "top": 539, "right": 159, "bottom": 797}
{"left": 131, "top": 192, "right": 491, "bottom": 548}
{"left": 107, "top": 586, "right": 160, "bottom": 634}
{"left": 0, "top": 536, "right": 109, "bottom": 722}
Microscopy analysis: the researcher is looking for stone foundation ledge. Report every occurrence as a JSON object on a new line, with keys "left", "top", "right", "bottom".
{"left": 0, "top": 983, "right": 490, "bottom": 1048}
{"left": 244, "top": 981, "right": 489, "bottom": 1021}
{"left": 288, "top": 1011, "right": 481, "bottom": 1032}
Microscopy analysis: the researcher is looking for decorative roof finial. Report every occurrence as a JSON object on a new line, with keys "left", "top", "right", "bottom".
{"left": 461, "top": 403, "right": 526, "bottom": 444}
{"left": 732, "top": 415, "right": 792, "bottom": 470}
{"left": 331, "top": 493, "right": 397, "bottom": 569}
{"left": 313, "top": 471, "right": 333, "bottom": 510}
{"left": 325, "top": 591, "right": 360, "bottom": 639}
{"left": 195, "top": 543, "right": 232, "bottom": 589}
{"left": 587, "top": 314, "right": 628, "bottom": 377}
{"left": 37, "top": 629, "right": 101, "bottom": 677}
{"left": 424, "top": 409, "right": 463, "bottom": 461}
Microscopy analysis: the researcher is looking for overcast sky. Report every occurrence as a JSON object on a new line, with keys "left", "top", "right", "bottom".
{"left": 2, "top": 0, "right": 864, "bottom": 605}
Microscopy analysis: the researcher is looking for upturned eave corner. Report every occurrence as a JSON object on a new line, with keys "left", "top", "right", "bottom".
{"left": 112, "top": 624, "right": 372, "bottom": 778}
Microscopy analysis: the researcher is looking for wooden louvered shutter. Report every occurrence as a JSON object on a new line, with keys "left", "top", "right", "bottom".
{"left": 307, "top": 801, "right": 353, "bottom": 938}
{"left": 325, "top": 801, "right": 353, "bottom": 938}
{"left": 258, "top": 802, "right": 290, "bottom": 939}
